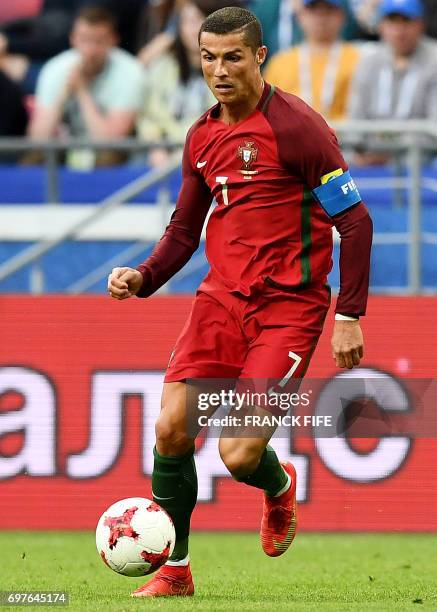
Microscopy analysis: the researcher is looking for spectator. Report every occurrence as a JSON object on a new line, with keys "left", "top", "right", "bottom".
{"left": 0, "top": 0, "right": 85, "bottom": 94}
{"left": 423, "top": 0, "right": 437, "bottom": 38}
{"left": 348, "top": 0, "right": 437, "bottom": 165}
{"left": 349, "top": 0, "right": 381, "bottom": 36}
{"left": 250, "top": 0, "right": 361, "bottom": 59}
{"left": 137, "top": 0, "right": 245, "bottom": 68}
{"left": 350, "top": 0, "right": 437, "bottom": 39}
{"left": 0, "top": 70, "right": 28, "bottom": 136}
{"left": 138, "top": 0, "right": 243, "bottom": 166}
{"left": 264, "top": 0, "right": 361, "bottom": 121}
{"left": 250, "top": 0, "right": 304, "bottom": 55}
{"left": 139, "top": 0, "right": 177, "bottom": 46}
{"left": 93, "top": 0, "right": 147, "bottom": 54}
{"left": 0, "top": 0, "right": 147, "bottom": 93}
{"left": 29, "top": 6, "right": 144, "bottom": 167}
{"left": 137, "top": 0, "right": 186, "bottom": 68}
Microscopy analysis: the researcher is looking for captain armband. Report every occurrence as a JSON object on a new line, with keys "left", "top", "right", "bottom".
{"left": 312, "top": 170, "right": 362, "bottom": 217}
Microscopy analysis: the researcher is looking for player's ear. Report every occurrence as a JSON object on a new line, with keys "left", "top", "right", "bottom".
{"left": 256, "top": 46, "right": 268, "bottom": 67}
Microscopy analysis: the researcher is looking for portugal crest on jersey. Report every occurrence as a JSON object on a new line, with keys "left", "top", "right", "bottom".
{"left": 237, "top": 141, "right": 258, "bottom": 179}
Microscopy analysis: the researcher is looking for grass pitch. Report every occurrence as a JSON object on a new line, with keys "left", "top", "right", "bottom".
{"left": 1, "top": 532, "right": 436, "bottom": 611}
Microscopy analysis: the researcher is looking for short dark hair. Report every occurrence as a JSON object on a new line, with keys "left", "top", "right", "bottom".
{"left": 198, "top": 6, "right": 263, "bottom": 53}
{"left": 193, "top": 0, "right": 245, "bottom": 16}
{"left": 76, "top": 5, "right": 118, "bottom": 32}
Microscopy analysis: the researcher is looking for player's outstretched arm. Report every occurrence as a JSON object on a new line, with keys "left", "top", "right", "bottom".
{"left": 107, "top": 266, "right": 143, "bottom": 300}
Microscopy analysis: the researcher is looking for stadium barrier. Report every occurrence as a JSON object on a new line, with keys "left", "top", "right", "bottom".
{"left": 0, "top": 121, "right": 437, "bottom": 293}
{"left": 1, "top": 295, "right": 436, "bottom": 531}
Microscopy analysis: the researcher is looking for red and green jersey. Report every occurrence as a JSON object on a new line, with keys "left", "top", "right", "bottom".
{"left": 137, "top": 83, "right": 372, "bottom": 315}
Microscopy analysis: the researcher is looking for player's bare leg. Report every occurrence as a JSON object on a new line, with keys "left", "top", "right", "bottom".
{"left": 219, "top": 409, "right": 297, "bottom": 558}
{"left": 132, "top": 381, "right": 215, "bottom": 598}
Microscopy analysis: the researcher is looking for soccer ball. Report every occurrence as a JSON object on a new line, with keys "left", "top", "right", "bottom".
{"left": 95, "top": 497, "right": 175, "bottom": 577}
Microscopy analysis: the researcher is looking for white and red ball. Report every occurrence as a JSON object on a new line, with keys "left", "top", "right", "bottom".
{"left": 96, "top": 497, "right": 175, "bottom": 577}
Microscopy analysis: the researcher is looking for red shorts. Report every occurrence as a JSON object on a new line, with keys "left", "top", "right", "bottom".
{"left": 165, "top": 277, "right": 330, "bottom": 385}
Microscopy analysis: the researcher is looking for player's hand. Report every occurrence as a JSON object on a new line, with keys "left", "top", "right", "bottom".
{"left": 107, "top": 267, "right": 143, "bottom": 300}
{"left": 331, "top": 320, "right": 364, "bottom": 369}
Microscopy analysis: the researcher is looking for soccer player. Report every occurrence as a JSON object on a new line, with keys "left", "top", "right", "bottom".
{"left": 107, "top": 6, "right": 372, "bottom": 598}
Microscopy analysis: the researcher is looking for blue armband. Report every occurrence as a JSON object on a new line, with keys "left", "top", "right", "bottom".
{"left": 312, "top": 170, "right": 361, "bottom": 217}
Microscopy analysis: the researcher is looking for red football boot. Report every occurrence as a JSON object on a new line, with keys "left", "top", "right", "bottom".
{"left": 131, "top": 563, "right": 194, "bottom": 598}
{"left": 260, "top": 462, "right": 297, "bottom": 557}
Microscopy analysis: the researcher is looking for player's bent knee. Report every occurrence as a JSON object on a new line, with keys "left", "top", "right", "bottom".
{"left": 155, "top": 414, "right": 192, "bottom": 457}
{"left": 219, "top": 441, "right": 261, "bottom": 479}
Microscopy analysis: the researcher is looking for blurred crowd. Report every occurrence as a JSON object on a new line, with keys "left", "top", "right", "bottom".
{"left": 0, "top": 0, "right": 436, "bottom": 167}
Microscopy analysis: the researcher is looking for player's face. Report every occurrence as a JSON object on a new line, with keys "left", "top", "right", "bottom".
{"left": 200, "top": 31, "right": 266, "bottom": 107}
{"left": 71, "top": 19, "right": 117, "bottom": 75}
{"left": 380, "top": 15, "right": 423, "bottom": 56}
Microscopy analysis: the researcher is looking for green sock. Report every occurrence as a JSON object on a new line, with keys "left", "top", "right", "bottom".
{"left": 237, "top": 445, "right": 288, "bottom": 497}
{"left": 152, "top": 446, "right": 197, "bottom": 561}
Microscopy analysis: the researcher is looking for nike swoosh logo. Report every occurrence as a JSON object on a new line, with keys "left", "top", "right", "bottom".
{"left": 272, "top": 503, "right": 297, "bottom": 552}
{"left": 197, "top": 160, "right": 207, "bottom": 168}
{"left": 273, "top": 518, "right": 297, "bottom": 552}
{"left": 152, "top": 492, "right": 175, "bottom": 501}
